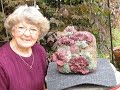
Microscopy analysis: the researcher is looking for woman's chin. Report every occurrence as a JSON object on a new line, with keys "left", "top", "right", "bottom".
{"left": 19, "top": 43, "right": 33, "bottom": 48}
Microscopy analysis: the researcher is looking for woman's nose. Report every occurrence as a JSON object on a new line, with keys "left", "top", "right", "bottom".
{"left": 23, "top": 29, "right": 31, "bottom": 36}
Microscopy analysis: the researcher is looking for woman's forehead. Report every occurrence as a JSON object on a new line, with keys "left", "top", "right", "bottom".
{"left": 16, "top": 19, "right": 38, "bottom": 27}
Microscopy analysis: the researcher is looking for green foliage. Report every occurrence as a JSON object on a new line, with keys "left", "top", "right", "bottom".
{"left": 37, "top": 0, "right": 112, "bottom": 59}
{"left": 112, "top": 28, "right": 120, "bottom": 47}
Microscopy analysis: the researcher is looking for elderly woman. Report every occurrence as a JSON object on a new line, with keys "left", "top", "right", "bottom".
{"left": 0, "top": 5, "right": 49, "bottom": 90}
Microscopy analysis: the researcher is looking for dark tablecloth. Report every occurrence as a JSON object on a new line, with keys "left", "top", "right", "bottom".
{"left": 46, "top": 58, "right": 116, "bottom": 90}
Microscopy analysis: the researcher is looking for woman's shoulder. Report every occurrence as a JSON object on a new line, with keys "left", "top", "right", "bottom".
{"left": 0, "top": 42, "right": 10, "bottom": 59}
{"left": 33, "top": 43, "right": 47, "bottom": 59}
{"left": 0, "top": 42, "right": 9, "bottom": 52}
{"left": 1, "top": 41, "right": 10, "bottom": 47}
{"left": 33, "top": 42, "right": 46, "bottom": 52}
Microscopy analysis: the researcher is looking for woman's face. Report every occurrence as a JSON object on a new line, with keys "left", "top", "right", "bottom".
{"left": 11, "top": 20, "right": 40, "bottom": 48}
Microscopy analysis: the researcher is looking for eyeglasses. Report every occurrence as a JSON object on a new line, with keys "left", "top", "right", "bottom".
{"left": 17, "top": 26, "right": 39, "bottom": 35}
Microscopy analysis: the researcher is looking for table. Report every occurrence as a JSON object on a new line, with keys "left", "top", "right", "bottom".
{"left": 46, "top": 58, "right": 116, "bottom": 90}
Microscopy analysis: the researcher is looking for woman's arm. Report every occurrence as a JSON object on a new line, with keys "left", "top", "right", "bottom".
{"left": 0, "top": 64, "right": 8, "bottom": 90}
{"left": 44, "top": 85, "right": 47, "bottom": 90}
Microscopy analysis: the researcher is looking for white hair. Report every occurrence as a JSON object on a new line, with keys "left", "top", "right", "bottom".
{"left": 4, "top": 5, "right": 50, "bottom": 38}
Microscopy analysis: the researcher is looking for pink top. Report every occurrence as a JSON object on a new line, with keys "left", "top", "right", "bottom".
{"left": 0, "top": 42, "right": 47, "bottom": 90}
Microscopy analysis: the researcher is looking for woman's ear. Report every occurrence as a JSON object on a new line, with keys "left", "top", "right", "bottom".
{"left": 11, "top": 26, "right": 16, "bottom": 37}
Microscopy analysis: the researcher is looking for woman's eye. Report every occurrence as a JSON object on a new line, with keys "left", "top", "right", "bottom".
{"left": 18, "top": 26, "right": 25, "bottom": 29}
{"left": 30, "top": 29, "right": 37, "bottom": 31}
